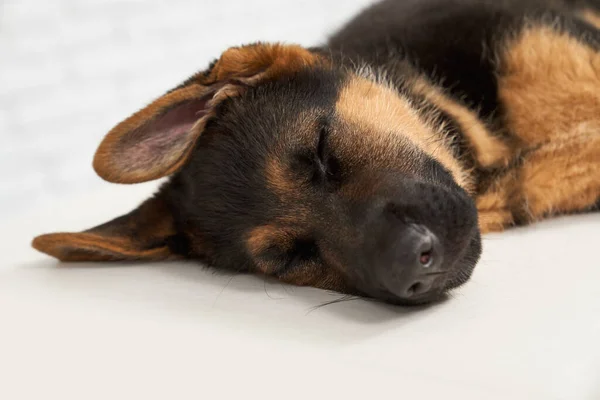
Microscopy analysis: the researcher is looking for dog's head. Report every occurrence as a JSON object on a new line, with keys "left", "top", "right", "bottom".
{"left": 33, "top": 43, "right": 481, "bottom": 305}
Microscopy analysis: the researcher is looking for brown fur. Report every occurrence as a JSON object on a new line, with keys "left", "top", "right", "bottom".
{"left": 265, "top": 156, "right": 297, "bottom": 197}
{"left": 499, "top": 26, "right": 600, "bottom": 146}
{"left": 579, "top": 9, "right": 600, "bottom": 29}
{"left": 245, "top": 224, "right": 349, "bottom": 290}
{"left": 264, "top": 113, "right": 323, "bottom": 200}
{"left": 336, "top": 76, "right": 473, "bottom": 192}
{"left": 245, "top": 224, "right": 295, "bottom": 273}
{"left": 277, "top": 259, "right": 348, "bottom": 290}
{"left": 477, "top": 26, "right": 600, "bottom": 232}
{"left": 200, "top": 43, "right": 324, "bottom": 85}
{"left": 411, "top": 79, "right": 515, "bottom": 170}
{"left": 33, "top": 194, "right": 178, "bottom": 261}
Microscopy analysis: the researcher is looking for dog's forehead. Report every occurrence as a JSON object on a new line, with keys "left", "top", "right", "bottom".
{"left": 262, "top": 74, "right": 434, "bottom": 198}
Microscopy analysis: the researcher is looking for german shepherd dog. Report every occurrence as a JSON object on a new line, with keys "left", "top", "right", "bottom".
{"left": 33, "top": 0, "right": 600, "bottom": 305}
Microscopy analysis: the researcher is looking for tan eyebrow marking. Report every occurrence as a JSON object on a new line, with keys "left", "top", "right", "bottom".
{"left": 335, "top": 75, "right": 473, "bottom": 192}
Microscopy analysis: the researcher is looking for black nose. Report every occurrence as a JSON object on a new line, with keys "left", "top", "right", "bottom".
{"left": 387, "top": 224, "right": 444, "bottom": 299}
{"left": 345, "top": 177, "right": 479, "bottom": 305}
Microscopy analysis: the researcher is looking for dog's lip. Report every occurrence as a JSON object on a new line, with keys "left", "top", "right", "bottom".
{"left": 423, "top": 270, "right": 448, "bottom": 277}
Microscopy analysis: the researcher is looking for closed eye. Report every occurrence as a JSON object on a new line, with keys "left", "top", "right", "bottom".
{"left": 292, "top": 120, "right": 342, "bottom": 185}
{"left": 316, "top": 124, "right": 329, "bottom": 172}
{"left": 314, "top": 124, "right": 342, "bottom": 184}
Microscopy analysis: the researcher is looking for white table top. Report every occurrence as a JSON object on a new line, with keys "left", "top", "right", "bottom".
{"left": 1, "top": 184, "right": 599, "bottom": 400}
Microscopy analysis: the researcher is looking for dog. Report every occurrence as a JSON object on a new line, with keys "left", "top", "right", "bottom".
{"left": 32, "top": 0, "right": 600, "bottom": 305}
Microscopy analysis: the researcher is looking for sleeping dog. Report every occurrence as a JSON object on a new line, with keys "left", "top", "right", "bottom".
{"left": 33, "top": 0, "right": 600, "bottom": 305}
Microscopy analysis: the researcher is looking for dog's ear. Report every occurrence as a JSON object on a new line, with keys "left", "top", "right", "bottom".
{"left": 32, "top": 192, "right": 182, "bottom": 262}
{"left": 93, "top": 43, "right": 323, "bottom": 184}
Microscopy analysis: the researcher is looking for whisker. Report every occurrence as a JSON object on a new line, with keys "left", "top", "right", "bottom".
{"left": 306, "top": 294, "right": 360, "bottom": 314}
{"left": 211, "top": 274, "right": 236, "bottom": 307}
{"left": 263, "top": 275, "right": 285, "bottom": 300}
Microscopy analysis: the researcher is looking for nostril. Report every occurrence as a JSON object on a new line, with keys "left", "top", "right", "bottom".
{"left": 407, "top": 282, "right": 423, "bottom": 296}
{"left": 409, "top": 224, "right": 441, "bottom": 269}
{"left": 406, "top": 281, "right": 430, "bottom": 297}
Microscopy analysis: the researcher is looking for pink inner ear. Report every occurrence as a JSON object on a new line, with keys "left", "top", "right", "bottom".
{"left": 123, "top": 98, "right": 209, "bottom": 168}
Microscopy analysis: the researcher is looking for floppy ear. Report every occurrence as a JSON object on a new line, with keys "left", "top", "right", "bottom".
{"left": 93, "top": 43, "right": 323, "bottom": 184}
{"left": 32, "top": 192, "right": 182, "bottom": 262}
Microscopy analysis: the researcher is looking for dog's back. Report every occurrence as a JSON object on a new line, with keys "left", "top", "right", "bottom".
{"left": 329, "top": 0, "right": 600, "bottom": 117}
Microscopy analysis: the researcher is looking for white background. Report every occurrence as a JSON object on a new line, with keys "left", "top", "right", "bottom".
{"left": 0, "top": 0, "right": 371, "bottom": 220}
{"left": 1, "top": 1, "right": 599, "bottom": 399}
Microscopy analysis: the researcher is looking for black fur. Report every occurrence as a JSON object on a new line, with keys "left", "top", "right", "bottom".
{"left": 166, "top": 68, "right": 344, "bottom": 272}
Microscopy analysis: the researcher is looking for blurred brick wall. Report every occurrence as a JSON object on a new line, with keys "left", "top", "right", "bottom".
{"left": 0, "top": 0, "right": 372, "bottom": 218}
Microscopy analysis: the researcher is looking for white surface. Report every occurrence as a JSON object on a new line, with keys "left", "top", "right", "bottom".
{"left": 2, "top": 1, "right": 600, "bottom": 399}
{"left": 1, "top": 185, "right": 600, "bottom": 400}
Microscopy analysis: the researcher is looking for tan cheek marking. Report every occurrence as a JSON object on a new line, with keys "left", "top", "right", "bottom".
{"left": 246, "top": 223, "right": 318, "bottom": 275}
{"left": 245, "top": 225, "right": 351, "bottom": 293}
{"left": 246, "top": 225, "right": 287, "bottom": 274}
{"left": 499, "top": 26, "right": 600, "bottom": 146}
{"left": 411, "top": 79, "right": 514, "bottom": 169}
{"left": 246, "top": 225, "right": 290, "bottom": 255}
{"left": 336, "top": 76, "right": 472, "bottom": 192}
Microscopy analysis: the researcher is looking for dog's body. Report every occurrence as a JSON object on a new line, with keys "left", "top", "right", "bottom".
{"left": 328, "top": 0, "right": 600, "bottom": 231}
{"left": 33, "top": 0, "right": 600, "bottom": 305}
